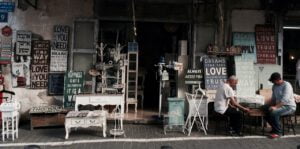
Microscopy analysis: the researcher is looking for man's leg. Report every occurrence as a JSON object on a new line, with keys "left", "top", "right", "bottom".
{"left": 224, "top": 107, "right": 243, "bottom": 133}
{"left": 268, "top": 106, "right": 295, "bottom": 135}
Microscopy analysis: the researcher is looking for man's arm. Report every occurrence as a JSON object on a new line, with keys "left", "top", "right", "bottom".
{"left": 229, "top": 97, "right": 250, "bottom": 113}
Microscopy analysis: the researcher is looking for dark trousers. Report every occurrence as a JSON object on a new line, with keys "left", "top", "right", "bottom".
{"left": 224, "top": 107, "right": 243, "bottom": 133}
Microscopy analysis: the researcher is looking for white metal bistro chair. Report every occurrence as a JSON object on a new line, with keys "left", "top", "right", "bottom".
{"left": 184, "top": 88, "right": 208, "bottom": 136}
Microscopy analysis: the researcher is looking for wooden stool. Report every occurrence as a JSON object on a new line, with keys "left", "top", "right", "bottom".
{"left": 282, "top": 114, "right": 296, "bottom": 136}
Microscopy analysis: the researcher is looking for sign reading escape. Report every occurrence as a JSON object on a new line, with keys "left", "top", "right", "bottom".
{"left": 64, "top": 71, "right": 84, "bottom": 108}
{"left": 203, "top": 57, "right": 227, "bottom": 89}
{"left": 30, "top": 40, "right": 50, "bottom": 89}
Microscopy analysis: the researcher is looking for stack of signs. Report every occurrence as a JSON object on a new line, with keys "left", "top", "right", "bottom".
{"left": 50, "top": 25, "right": 69, "bottom": 72}
{"left": 203, "top": 57, "right": 227, "bottom": 90}
{"left": 232, "top": 32, "right": 256, "bottom": 62}
{"left": 30, "top": 40, "right": 50, "bottom": 89}
{"left": 255, "top": 25, "right": 276, "bottom": 64}
{"left": 16, "top": 31, "right": 32, "bottom": 56}
{"left": 64, "top": 71, "right": 84, "bottom": 108}
{"left": 234, "top": 57, "right": 256, "bottom": 97}
{"left": 0, "top": 33, "right": 12, "bottom": 64}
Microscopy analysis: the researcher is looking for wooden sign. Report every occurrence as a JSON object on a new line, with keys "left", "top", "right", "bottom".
{"left": 184, "top": 69, "right": 203, "bottom": 85}
{"left": 30, "top": 40, "right": 50, "bottom": 89}
{"left": 0, "top": 36, "right": 12, "bottom": 64}
{"left": 50, "top": 50, "right": 68, "bottom": 72}
{"left": 52, "top": 25, "right": 69, "bottom": 51}
{"left": 255, "top": 25, "right": 276, "bottom": 64}
{"left": 64, "top": 71, "right": 84, "bottom": 108}
{"left": 232, "top": 32, "right": 256, "bottom": 62}
{"left": 16, "top": 30, "right": 32, "bottom": 56}
{"left": 234, "top": 57, "right": 256, "bottom": 97}
{"left": 48, "top": 73, "right": 65, "bottom": 95}
{"left": 203, "top": 57, "right": 227, "bottom": 90}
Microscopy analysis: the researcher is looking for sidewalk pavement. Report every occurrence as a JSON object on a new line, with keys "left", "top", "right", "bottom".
{"left": 0, "top": 123, "right": 300, "bottom": 149}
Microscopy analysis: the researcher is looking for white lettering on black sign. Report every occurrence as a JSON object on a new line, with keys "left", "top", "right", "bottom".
{"left": 52, "top": 25, "right": 69, "bottom": 51}
{"left": 16, "top": 30, "right": 31, "bottom": 56}
{"left": 203, "top": 57, "right": 227, "bottom": 89}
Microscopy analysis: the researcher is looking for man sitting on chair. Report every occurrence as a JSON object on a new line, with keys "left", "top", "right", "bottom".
{"left": 263, "top": 72, "right": 296, "bottom": 139}
{"left": 214, "top": 75, "right": 250, "bottom": 136}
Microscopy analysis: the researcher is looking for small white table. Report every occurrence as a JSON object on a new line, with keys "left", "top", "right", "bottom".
{"left": 65, "top": 110, "right": 107, "bottom": 139}
{"left": 75, "top": 94, "right": 124, "bottom": 129}
{"left": 0, "top": 102, "right": 20, "bottom": 141}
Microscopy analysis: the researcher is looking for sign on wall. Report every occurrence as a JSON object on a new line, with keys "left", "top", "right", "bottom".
{"left": 203, "top": 57, "right": 227, "bottom": 90}
{"left": 0, "top": 36, "right": 12, "bottom": 64}
{"left": 0, "top": 2, "right": 15, "bottom": 12}
{"left": 64, "top": 71, "right": 84, "bottom": 108}
{"left": 12, "top": 57, "right": 30, "bottom": 87}
{"left": 232, "top": 32, "right": 257, "bottom": 62}
{"left": 0, "top": 12, "right": 8, "bottom": 22}
{"left": 50, "top": 50, "right": 68, "bottom": 72}
{"left": 255, "top": 25, "right": 276, "bottom": 64}
{"left": 30, "top": 40, "right": 50, "bottom": 89}
{"left": 16, "top": 30, "right": 32, "bottom": 56}
{"left": 184, "top": 69, "right": 202, "bottom": 85}
{"left": 52, "top": 25, "right": 69, "bottom": 51}
{"left": 234, "top": 57, "right": 256, "bottom": 97}
{"left": 48, "top": 73, "right": 65, "bottom": 95}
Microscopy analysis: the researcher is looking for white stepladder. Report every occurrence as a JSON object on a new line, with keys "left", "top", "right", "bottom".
{"left": 0, "top": 90, "right": 20, "bottom": 141}
{"left": 184, "top": 88, "right": 208, "bottom": 136}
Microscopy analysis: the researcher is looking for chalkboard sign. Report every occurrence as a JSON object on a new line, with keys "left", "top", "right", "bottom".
{"left": 16, "top": 30, "right": 31, "bottom": 56}
{"left": 64, "top": 71, "right": 84, "bottom": 108}
{"left": 30, "top": 40, "right": 50, "bottom": 89}
{"left": 184, "top": 69, "right": 202, "bottom": 85}
{"left": 48, "top": 73, "right": 65, "bottom": 95}
{"left": 203, "top": 57, "right": 227, "bottom": 90}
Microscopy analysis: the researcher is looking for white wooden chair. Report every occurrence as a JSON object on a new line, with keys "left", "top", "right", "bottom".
{"left": 184, "top": 88, "right": 208, "bottom": 136}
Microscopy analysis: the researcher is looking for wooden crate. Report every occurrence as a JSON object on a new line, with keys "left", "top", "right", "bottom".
{"left": 30, "top": 112, "right": 67, "bottom": 130}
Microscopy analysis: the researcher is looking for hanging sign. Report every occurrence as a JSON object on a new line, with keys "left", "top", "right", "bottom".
{"left": 30, "top": 40, "right": 50, "bottom": 89}
{"left": 0, "top": 2, "right": 15, "bottom": 12}
{"left": 64, "top": 71, "right": 84, "bottom": 108}
{"left": 255, "top": 25, "right": 276, "bottom": 64}
{"left": 52, "top": 25, "right": 69, "bottom": 51}
{"left": 16, "top": 30, "right": 32, "bottom": 56}
{"left": 203, "top": 57, "right": 227, "bottom": 90}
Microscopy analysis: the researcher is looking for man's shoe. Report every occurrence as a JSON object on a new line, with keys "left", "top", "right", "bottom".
{"left": 269, "top": 133, "right": 280, "bottom": 139}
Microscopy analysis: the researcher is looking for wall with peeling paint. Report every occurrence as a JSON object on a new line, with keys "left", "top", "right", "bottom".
{"left": 0, "top": 0, "right": 93, "bottom": 120}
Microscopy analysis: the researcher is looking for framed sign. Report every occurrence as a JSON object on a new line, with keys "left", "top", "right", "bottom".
{"left": 64, "top": 71, "right": 84, "bottom": 108}
{"left": 184, "top": 69, "right": 203, "bottom": 85}
{"left": 255, "top": 25, "right": 276, "bottom": 64}
{"left": 48, "top": 73, "right": 65, "bottom": 95}
{"left": 52, "top": 25, "right": 69, "bottom": 51}
{"left": 203, "top": 57, "right": 227, "bottom": 90}
{"left": 30, "top": 40, "right": 50, "bottom": 89}
{"left": 50, "top": 50, "right": 68, "bottom": 72}
{"left": 16, "top": 30, "right": 32, "bottom": 56}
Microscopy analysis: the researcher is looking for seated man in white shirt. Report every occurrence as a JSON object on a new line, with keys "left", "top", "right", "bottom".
{"left": 214, "top": 75, "right": 250, "bottom": 136}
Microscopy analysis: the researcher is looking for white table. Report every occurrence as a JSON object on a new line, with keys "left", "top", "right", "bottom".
{"left": 75, "top": 94, "right": 124, "bottom": 129}
{"left": 65, "top": 110, "right": 107, "bottom": 139}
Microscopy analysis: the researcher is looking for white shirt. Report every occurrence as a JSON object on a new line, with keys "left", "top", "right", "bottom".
{"left": 214, "top": 83, "right": 235, "bottom": 114}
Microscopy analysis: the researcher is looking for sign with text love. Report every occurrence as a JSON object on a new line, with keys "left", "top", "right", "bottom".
{"left": 52, "top": 25, "right": 69, "bottom": 51}
{"left": 63, "top": 71, "right": 84, "bottom": 108}
{"left": 255, "top": 25, "right": 276, "bottom": 64}
{"left": 16, "top": 30, "right": 32, "bottom": 56}
{"left": 203, "top": 57, "right": 227, "bottom": 90}
{"left": 30, "top": 40, "right": 50, "bottom": 89}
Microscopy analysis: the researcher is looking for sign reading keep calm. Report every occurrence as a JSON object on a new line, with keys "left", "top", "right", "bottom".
{"left": 203, "top": 57, "right": 227, "bottom": 90}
